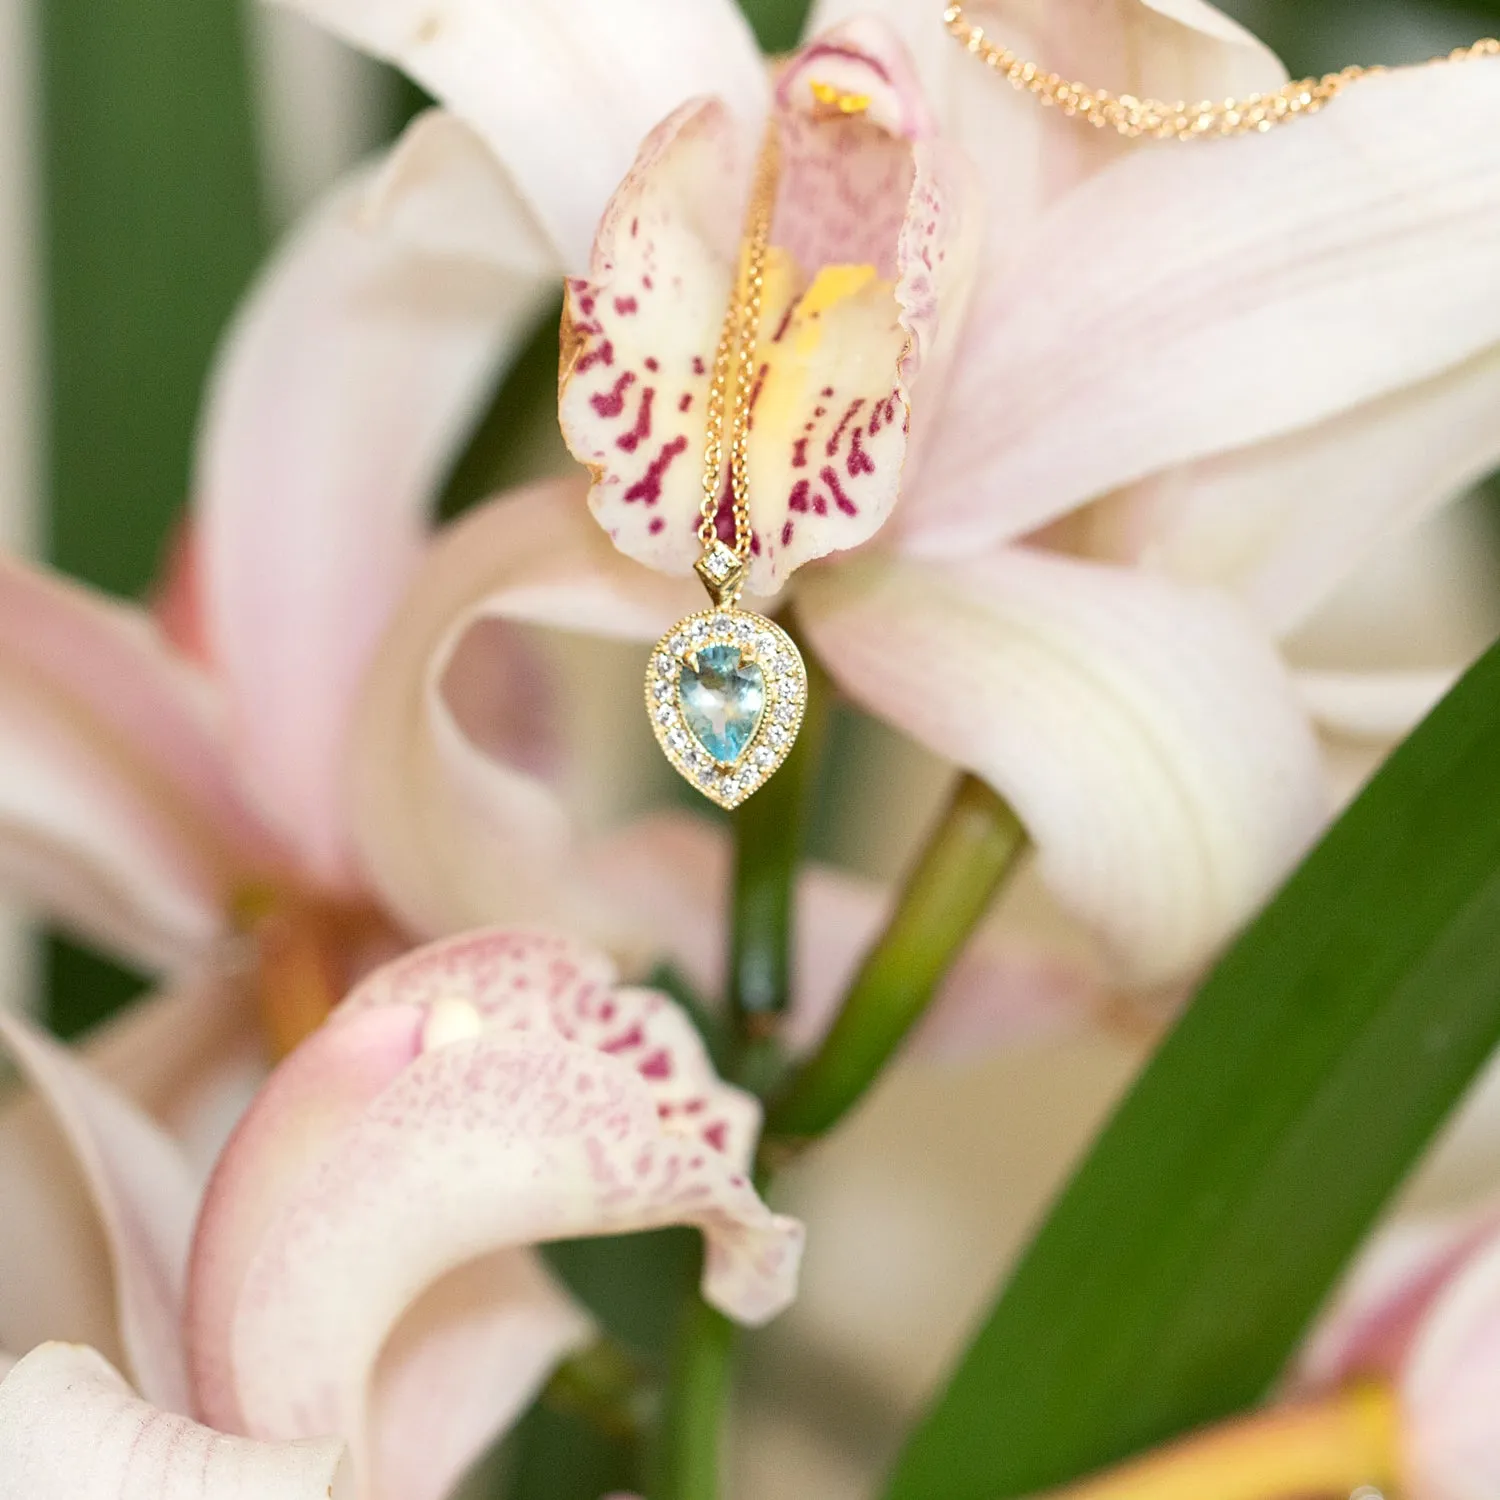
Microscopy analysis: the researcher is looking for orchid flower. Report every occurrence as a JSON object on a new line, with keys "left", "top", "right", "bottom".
{"left": 0, "top": 929, "right": 801, "bottom": 1500}
{"left": 0, "top": 29, "right": 1066, "bottom": 1065}
{"left": 266, "top": 0, "right": 1500, "bottom": 1006}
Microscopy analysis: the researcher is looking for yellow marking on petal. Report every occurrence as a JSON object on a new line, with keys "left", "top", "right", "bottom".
{"left": 1034, "top": 1385, "right": 1401, "bottom": 1500}
{"left": 810, "top": 80, "right": 873, "bottom": 117}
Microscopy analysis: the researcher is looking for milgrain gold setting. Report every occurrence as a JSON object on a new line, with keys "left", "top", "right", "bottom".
{"left": 645, "top": 609, "right": 808, "bottom": 811}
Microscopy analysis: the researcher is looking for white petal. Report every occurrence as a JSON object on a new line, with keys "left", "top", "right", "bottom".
{"left": 0, "top": 1013, "right": 198, "bottom": 1411}
{"left": 799, "top": 548, "right": 1328, "bottom": 984}
{"left": 0, "top": 1343, "right": 351, "bottom": 1500}
{"left": 197, "top": 117, "right": 555, "bottom": 888}
{"left": 270, "top": 0, "right": 768, "bottom": 268}
{"left": 348, "top": 480, "right": 698, "bottom": 940}
{"left": 1108, "top": 346, "right": 1500, "bottom": 637}
{"left": 1295, "top": 667, "right": 1458, "bottom": 743}
{"left": 907, "top": 59, "right": 1500, "bottom": 554}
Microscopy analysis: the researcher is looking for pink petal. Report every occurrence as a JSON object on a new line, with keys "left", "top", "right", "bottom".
{"left": 561, "top": 24, "right": 980, "bottom": 592}
{"left": 224, "top": 932, "right": 800, "bottom": 1469}
{"left": 1298, "top": 1211, "right": 1500, "bottom": 1391}
{"left": 269, "top": 0, "right": 767, "bottom": 269}
{"left": 0, "top": 1012, "right": 199, "bottom": 1412}
{"left": 197, "top": 115, "right": 556, "bottom": 889}
{"left": 1106, "top": 347, "right": 1500, "bottom": 639}
{"left": 348, "top": 480, "right": 698, "bottom": 940}
{"left": 906, "top": 60, "right": 1500, "bottom": 556}
{"left": 0, "top": 558, "right": 276, "bottom": 969}
{"left": 368, "top": 1251, "right": 592, "bottom": 1500}
{"left": 584, "top": 811, "right": 1112, "bottom": 1058}
{"left": 799, "top": 548, "right": 1327, "bottom": 985}
{"left": 188, "top": 1004, "right": 428, "bottom": 1432}
{"left": 0, "top": 1343, "right": 351, "bottom": 1500}
{"left": 1403, "top": 1227, "right": 1500, "bottom": 1500}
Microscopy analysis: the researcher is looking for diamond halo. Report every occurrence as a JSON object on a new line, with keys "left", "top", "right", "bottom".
{"left": 645, "top": 609, "right": 808, "bottom": 809}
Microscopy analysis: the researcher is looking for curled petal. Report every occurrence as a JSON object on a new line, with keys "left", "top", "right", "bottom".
{"left": 198, "top": 117, "right": 555, "bottom": 887}
{"left": 348, "top": 481, "right": 697, "bottom": 940}
{"left": 562, "top": 23, "right": 980, "bottom": 593}
{"left": 270, "top": 0, "right": 767, "bottom": 268}
{"left": 0, "top": 559, "right": 274, "bottom": 968}
{"left": 799, "top": 549, "right": 1327, "bottom": 985}
{"left": 188, "top": 1005, "right": 428, "bottom": 1432}
{"left": 369, "top": 1251, "right": 592, "bottom": 1500}
{"left": 0, "top": 1343, "right": 351, "bottom": 1500}
{"left": 1404, "top": 1229, "right": 1500, "bottom": 1500}
{"left": 908, "top": 60, "right": 1500, "bottom": 555}
{"left": 0, "top": 1012, "right": 198, "bottom": 1412}
{"left": 225, "top": 932, "right": 800, "bottom": 1466}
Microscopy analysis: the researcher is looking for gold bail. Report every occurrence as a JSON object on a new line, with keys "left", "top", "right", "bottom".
{"left": 695, "top": 540, "right": 746, "bottom": 607}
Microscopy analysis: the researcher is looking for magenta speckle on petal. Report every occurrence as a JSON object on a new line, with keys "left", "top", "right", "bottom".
{"left": 692, "top": 355, "right": 706, "bottom": 376}
{"left": 623, "top": 435, "right": 688, "bottom": 506}
{"left": 788, "top": 479, "right": 810, "bottom": 513}
{"left": 639, "top": 1050, "right": 673, "bottom": 1080}
{"left": 645, "top": 356, "right": 659, "bottom": 372}
{"left": 589, "top": 371, "right": 636, "bottom": 419}
{"left": 617, "top": 387, "right": 656, "bottom": 454}
{"left": 781, "top": 520, "right": 794, "bottom": 546}
{"left": 678, "top": 392, "right": 693, "bottom": 413}
{"left": 847, "top": 427, "right": 875, "bottom": 477}
{"left": 821, "top": 465, "right": 859, "bottom": 516}
{"left": 791, "top": 437, "right": 808, "bottom": 469}
{"left": 649, "top": 516, "right": 665, "bottom": 534}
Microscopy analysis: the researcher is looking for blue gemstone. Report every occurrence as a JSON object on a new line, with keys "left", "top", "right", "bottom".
{"left": 679, "top": 645, "right": 765, "bottom": 764}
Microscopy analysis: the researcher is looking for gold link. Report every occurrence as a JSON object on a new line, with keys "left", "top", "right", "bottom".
{"left": 698, "top": 122, "right": 783, "bottom": 565}
{"left": 942, "top": 1, "right": 1498, "bottom": 139}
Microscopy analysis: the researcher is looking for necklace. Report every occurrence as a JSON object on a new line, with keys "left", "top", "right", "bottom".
{"left": 644, "top": 121, "right": 809, "bottom": 810}
{"left": 943, "top": 1, "right": 1499, "bottom": 139}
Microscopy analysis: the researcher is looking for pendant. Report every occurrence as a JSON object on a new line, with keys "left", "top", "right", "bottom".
{"left": 646, "top": 603, "right": 807, "bottom": 809}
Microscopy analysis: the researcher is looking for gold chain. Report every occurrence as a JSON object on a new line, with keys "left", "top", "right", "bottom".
{"left": 699, "top": 122, "right": 783, "bottom": 559}
{"left": 943, "top": 2, "right": 1499, "bottom": 140}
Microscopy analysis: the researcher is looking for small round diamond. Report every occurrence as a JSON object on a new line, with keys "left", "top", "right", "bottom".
{"left": 753, "top": 746, "right": 775, "bottom": 769}
{"left": 655, "top": 705, "right": 674, "bottom": 725}
{"left": 668, "top": 634, "right": 686, "bottom": 654}
{"left": 655, "top": 653, "right": 675, "bottom": 676}
{"left": 653, "top": 679, "right": 673, "bottom": 701}
{"left": 668, "top": 728, "right": 689, "bottom": 752}
{"left": 767, "top": 726, "right": 787, "bottom": 748}
{"left": 689, "top": 620, "right": 710, "bottom": 642}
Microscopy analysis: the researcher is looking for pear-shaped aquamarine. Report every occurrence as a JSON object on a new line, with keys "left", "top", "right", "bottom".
{"left": 679, "top": 645, "right": 765, "bottom": 764}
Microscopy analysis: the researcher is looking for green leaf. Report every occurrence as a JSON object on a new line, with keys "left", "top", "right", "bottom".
{"left": 736, "top": 0, "right": 810, "bottom": 52}
{"left": 888, "top": 633, "right": 1500, "bottom": 1500}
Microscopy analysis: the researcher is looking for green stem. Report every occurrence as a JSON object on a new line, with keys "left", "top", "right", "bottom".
{"left": 763, "top": 774, "right": 1027, "bottom": 1153}
{"left": 649, "top": 1292, "right": 738, "bottom": 1500}
{"left": 727, "top": 641, "right": 830, "bottom": 1041}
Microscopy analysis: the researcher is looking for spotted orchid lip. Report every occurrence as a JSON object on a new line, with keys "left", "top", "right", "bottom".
{"left": 646, "top": 608, "right": 808, "bottom": 809}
